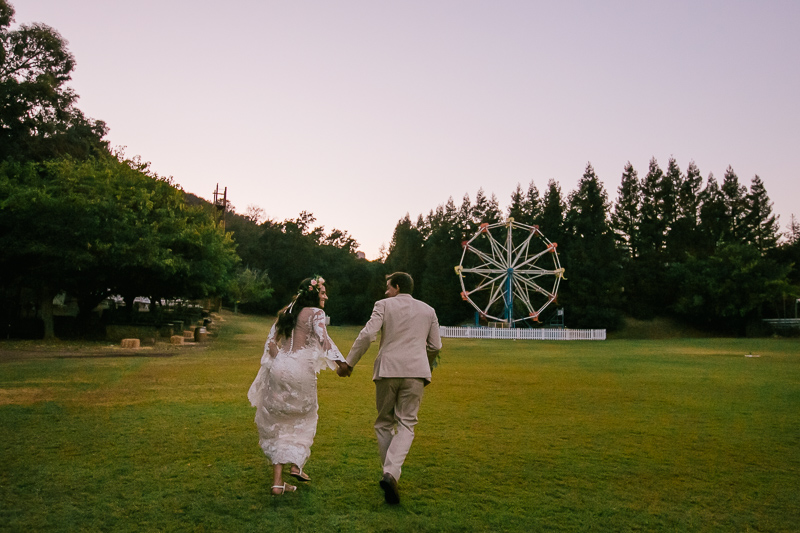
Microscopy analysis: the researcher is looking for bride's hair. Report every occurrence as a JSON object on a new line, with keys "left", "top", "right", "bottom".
{"left": 276, "top": 276, "right": 325, "bottom": 339}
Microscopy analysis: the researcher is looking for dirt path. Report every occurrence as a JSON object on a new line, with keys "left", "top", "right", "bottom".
{"left": 0, "top": 342, "right": 208, "bottom": 362}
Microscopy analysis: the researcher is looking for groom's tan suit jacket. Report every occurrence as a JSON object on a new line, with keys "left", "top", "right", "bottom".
{"left": 346, "top": 294, "right": 442, "bottom": 382}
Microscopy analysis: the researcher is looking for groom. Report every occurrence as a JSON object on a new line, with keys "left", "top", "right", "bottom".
{"left": 338, "top": 272, "right": 442, "bottom": 504}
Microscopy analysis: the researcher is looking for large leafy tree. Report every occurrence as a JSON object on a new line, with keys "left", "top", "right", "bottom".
{"left": 671, "top": 244, "right": 792, "bottom": 334}
{"left": 0, "top": 156, "right": 239, "bottom": 338}
{"left": 237, "top": 210, "right": 382, "bottom": 322}
{"left": 0, "top": 0, "right": 108, "bottom": 161}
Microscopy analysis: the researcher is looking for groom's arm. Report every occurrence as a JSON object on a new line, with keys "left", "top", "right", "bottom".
{"left": 345, "top": 300, "right": 385, "bottom": 370}
{"left": 425, "top": 310, "right": 442, "bottom": 368}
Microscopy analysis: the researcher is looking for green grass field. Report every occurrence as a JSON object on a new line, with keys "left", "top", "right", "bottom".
{"left": 1, "top": 313, "right": 799, "bottom": 532}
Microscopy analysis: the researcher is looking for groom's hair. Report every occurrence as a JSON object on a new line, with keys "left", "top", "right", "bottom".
{"left": 386, "top": 272, "right": 414, "bottom": 294}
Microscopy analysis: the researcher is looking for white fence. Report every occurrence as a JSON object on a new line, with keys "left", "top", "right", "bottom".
{"left": 763, "top": 319, "right": 800, "bottom": 330}
{"left": 439, "top": 326, "right": 606, "bottom": 340}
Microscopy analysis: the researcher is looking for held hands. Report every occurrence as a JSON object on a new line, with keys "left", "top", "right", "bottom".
{"left": 336, "top": 360, "right": 352, "bottom": 377}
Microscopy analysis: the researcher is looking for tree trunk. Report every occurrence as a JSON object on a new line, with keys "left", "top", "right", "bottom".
{"left": 123, "top": 294, "right": 136, "bottom": 322}
{"left": 40, "top": 286, "right": 56, "bottom": 339}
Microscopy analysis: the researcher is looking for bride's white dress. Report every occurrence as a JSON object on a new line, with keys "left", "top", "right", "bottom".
{"left": 247, "top": 307, "right": 345, "bottom": 467}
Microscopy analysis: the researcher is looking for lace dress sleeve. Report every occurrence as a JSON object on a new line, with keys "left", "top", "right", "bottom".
{"left": 310, "top": 308, "right": 345, "bottom": 372}
{"left": 247, "top": 320, "right": 280, "bottom": 407}
{"left": 264, "top": 321, "right": 280, "bottom": 362}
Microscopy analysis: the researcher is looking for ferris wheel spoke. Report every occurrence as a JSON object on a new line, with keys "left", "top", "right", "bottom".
{"left": 466, "top": 272, "right": 507, "bottom": 295}
{"left": 461, "top": 267, "right": 508, "bottom": 276}
{"left": 462, "top": 267, "right": 507, "bottom": 274}
{"left": 484, "top": 236, "right": 508, "bottom": 268}
{"left": 513, "top": 267, "right": 560, "bottom": 278}
{"left": 484, "top": 283, "right": 507, "bottom": 310}
{"left": 509, "top": 232, "right": 537, "bottom": 267}
{"left": 520, "top": 279, "right": 555, "bottom": 299}
{"left": 514, "top": 248, "right": 552, "bottom": 270}
{"left": 460, "top": 258, "right": 504, "bottom": 271}
{"left": 514, "top": 278, "right": 544, "bottom": 306}
{"left": 511, "top": 279, "right": 535, "bottom": 313}
{"left": 466, "top": 245, "right": 503, "bottom": 267}
{"left": 512, "top": 278, "right": 555, "bottom": 305}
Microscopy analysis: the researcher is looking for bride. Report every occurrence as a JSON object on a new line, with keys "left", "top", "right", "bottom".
{"left": 247, "top": 275, "right": 348, "bottom": 495}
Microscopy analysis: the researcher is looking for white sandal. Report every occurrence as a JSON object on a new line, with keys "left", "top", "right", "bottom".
{"left": 271, "top": 483, "right": 297, "bottom": 495}
{"left": 290, "top": 467, "right": 311, "bottom": 482}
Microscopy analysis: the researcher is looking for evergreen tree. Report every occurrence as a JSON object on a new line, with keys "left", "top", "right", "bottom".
{"left": 639, "top": 157, "right": 665, "bottom": 255}
{"left": 561, "top": 163, "right": 622, "bottom": 329}
{"left": 487, "top": 193, "right": 502, "bottom": 224}
{"left": 471, "top": 188, "right": 501, "bottom": 226}
{"left": 507, "top": 183, "right": 525, "bottom": 221}
{"left": 507, "top": 181, "right": 541, "bottom": 225}
{"left": 744, "top": 174, "right": 779, "bottom": 253}
{"left": 385, "top": 214, "right": 426, "bottom": 294}
{"left": 670, "top": 160, "right": 703, "bottom": 259}
{"left": 472, "top": 188, "right": 489, "bottom": 226}
{"left": 776, "top": 214, "right": 800, "bottom": 292}
{"left": 660, "top": 156, "right": 682, "bottom": 258}
{"left": 540, "top": 179, "right": 566, "bottom": 245}
{"left": 523, "top": 181, "right": 542, "bottom": 226}
{"left": 698, "top": 173, "right": 726, "bottom": 255}
{"left": 420, "top": 204, "right": 470, "bottom": 326}
{"left": 721, "top": 166, "right": 748, "bottom": 244}
{"left": 611, "top": 161, "right": 648, "bottom": 317}
{"left": 631, "top": 158, "right": 675, "bottom": 316}
{"left": 444, "top": 196, "right": 459, "bottom": 226}
{"left": 786, "top": 214, "right": 800, "bottom": 246}
{"left": 458, "top": 193, "right": 472, "bottom": 233}
{"left": 610, "top": 161, "right": 640, "bottom": 258}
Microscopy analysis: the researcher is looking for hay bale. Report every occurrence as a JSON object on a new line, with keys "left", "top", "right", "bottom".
{"left": 121, "top": 338, "right": 140, "bottom": 349}
{"left": 170, "top": 335, "right": 185, "bottom": 345}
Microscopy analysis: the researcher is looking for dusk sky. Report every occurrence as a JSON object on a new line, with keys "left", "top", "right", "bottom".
{"left": 13, "top": 0, "right": 800, "bottom": 259}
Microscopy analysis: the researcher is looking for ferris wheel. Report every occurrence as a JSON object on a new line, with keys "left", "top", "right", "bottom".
{"left": 455, "top": 218, "right": 565, "bottom": 326}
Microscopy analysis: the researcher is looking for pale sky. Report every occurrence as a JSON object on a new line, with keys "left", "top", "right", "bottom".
{"left": 13, "top": 0, "right": 800, "bottom": 259}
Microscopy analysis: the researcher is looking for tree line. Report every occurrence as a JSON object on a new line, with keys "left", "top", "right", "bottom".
{"left": 368, "top": 160, "right": 799, "bottom": 333}
{"left": 224, "top": 156, "right": 798, "bottom": 335}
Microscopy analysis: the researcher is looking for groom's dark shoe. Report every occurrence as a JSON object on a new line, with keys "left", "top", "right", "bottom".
{"left": 380, "top": 473, "right": 400, "bottom": 504}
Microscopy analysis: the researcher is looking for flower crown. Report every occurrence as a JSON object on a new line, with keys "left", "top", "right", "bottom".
{"left": 286, "top": 275, "right": 326, "bottom": 313}
{"left": 298, "top": 275, "right": 325, "bottom": 296}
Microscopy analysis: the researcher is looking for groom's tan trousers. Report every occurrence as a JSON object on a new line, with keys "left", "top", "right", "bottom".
{"left": 374, "top": 377, "right": 425, "bottom": 481}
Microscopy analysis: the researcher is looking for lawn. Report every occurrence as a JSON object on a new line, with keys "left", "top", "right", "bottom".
{"left": 1, "top": 313, "right": 799, "bottom": 532}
